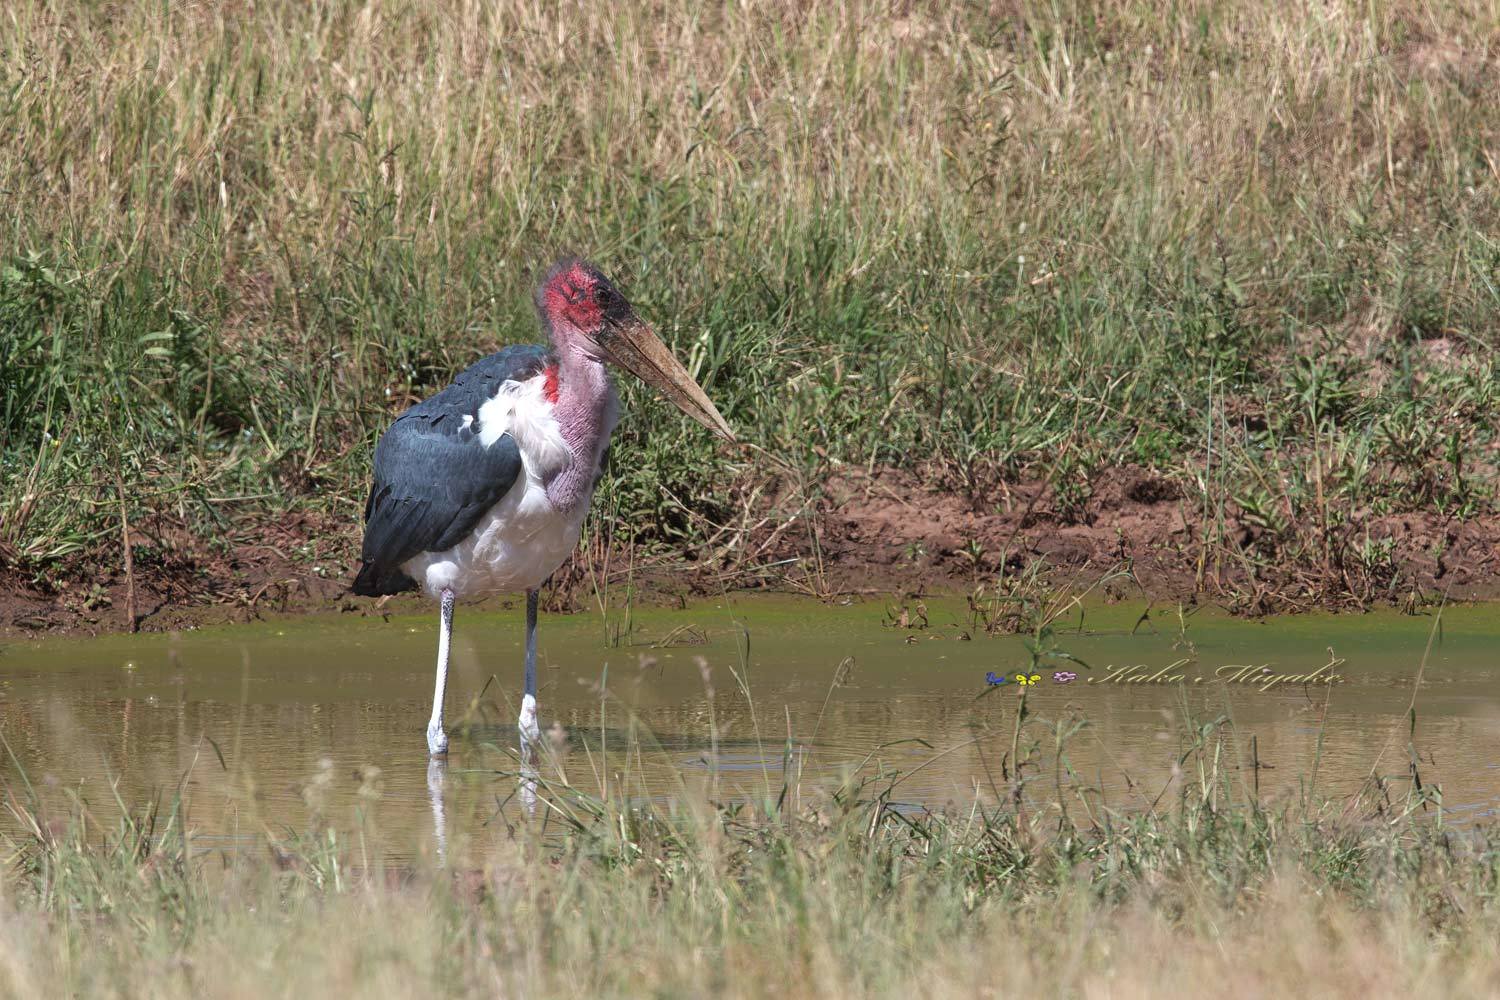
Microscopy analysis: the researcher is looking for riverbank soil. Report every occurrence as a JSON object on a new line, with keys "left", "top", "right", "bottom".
{"left": 3, "top": 465, "right": 1495, "bottom": 637}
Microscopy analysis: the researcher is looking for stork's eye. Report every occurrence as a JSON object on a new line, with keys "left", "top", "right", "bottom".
{"left": 595, "top": 286, "right": 616, "bottom": 305}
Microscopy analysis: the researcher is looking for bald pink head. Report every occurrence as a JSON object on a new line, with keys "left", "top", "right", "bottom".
{"left": 534, "top": 258, "right": 634, "bottom": 349}
{"left": 532, "top": 257, "right": 734, "bottom": 442}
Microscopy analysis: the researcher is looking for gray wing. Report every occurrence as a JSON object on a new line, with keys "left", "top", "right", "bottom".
{"left": 352, "top": 345, "right": 550, "bottom": 595}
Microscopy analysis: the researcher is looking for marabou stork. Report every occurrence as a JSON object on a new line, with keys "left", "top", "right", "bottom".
{"left": 353, "top": 258, "right": 733, "bottom": 759}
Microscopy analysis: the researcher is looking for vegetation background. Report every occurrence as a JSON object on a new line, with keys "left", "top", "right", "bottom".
{"left": 1, "top": 0, "right": 1496, "bottom": 624}
{"left": 1, "top": 3, "right": 1499, "bottom": 993}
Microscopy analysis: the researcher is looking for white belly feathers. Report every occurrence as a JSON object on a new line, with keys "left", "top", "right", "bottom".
{"left": 401, "top": 371, "right": 608, "bottom": 600}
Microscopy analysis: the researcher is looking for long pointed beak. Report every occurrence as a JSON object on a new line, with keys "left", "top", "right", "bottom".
{"left": 603, "top": 318, "right": 735, "bottom": 442}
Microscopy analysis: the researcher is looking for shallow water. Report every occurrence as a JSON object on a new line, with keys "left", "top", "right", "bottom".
{"left": 2, "top": 596, "right": 1498, "bottom": 859}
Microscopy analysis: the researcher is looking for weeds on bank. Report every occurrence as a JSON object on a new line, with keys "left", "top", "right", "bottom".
{"left": 2, "top": 1, "right": 1497, "bottom": 615}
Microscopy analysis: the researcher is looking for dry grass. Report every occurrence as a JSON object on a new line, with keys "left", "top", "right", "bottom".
{"left": 1, "top": 1, "right": 1497, "bottom": 598}
{"left": 3, "top": 762, "right": 1500, "bottom": 998}
{"left": 5, "top": 874, "right": 1497, "bottom": 998}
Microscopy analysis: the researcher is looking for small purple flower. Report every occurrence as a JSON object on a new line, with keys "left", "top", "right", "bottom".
{"left": 1053, "top": 671, "right": 1077, "bottom": 684}
{"left": 985, "top": 672, "right": 1007, "bottom": 686}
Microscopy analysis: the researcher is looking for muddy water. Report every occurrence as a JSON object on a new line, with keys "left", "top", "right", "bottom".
{"left": 2, "top": 597, "right": 1498, "bottom": 859}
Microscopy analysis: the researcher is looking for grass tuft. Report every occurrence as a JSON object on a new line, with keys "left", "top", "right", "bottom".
{"left": 2, "top": 0, "right": 1497, "bottom": 607}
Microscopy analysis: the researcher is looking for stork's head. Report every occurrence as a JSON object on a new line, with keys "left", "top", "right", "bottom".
{"left": 535, "top": 258, "right": 734, "bottom": 441}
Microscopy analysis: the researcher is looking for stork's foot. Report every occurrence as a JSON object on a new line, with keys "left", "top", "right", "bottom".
{"left": 519, "top": 756, "right": 538, "bottom": 816}
{"left": 427, "top": 720, "right": 449, "bottom": 756}
{"left": 518, "top": 694, "right": 540, "bottom": 760}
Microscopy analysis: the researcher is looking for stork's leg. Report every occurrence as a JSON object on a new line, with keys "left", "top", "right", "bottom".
{"left": 518, "top": 588, "right": 540, "bottom": 759}
{"left": 517, "top": 588, "right": 541, "bottom": 813}
{"left": 426, "top": 587, "right": 455, "bottom": 756}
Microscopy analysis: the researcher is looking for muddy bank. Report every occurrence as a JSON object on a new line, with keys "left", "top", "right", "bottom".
{"left": 2, "top": 467, "right": 1496, "bottom": 637}
{"left": 808, "top": 468, "right": 1500, "bottom": 613}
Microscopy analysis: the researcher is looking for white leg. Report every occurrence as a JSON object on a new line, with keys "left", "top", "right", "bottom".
{"left": 518, "top": 589, "right": 540, "bottom": 759}
{"left": 427, "top": 588, "right": 454, "bottom": 756}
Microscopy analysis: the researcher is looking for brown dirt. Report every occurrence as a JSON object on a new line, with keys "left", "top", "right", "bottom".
{"left": 0, "top": 510, "right": 356, "bottom": 637}
{"left": 806, "top": 468, "right": 1500, "bottom": 611}
{"left": 2, "top": 466, "right": 1497, "bottom": 638}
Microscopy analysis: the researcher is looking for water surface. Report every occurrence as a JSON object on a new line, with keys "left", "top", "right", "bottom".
{"left": 2, "top": 596, "right": 1497, "bottom": 859}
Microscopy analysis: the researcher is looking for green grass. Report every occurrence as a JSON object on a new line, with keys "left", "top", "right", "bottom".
{"left": 1, "top": 0, "right": 1497, "bottom": 606}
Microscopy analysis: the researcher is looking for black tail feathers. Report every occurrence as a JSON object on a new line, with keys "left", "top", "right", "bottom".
{"left": 352, "top": 561, "right": 418, "bottom": 597}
